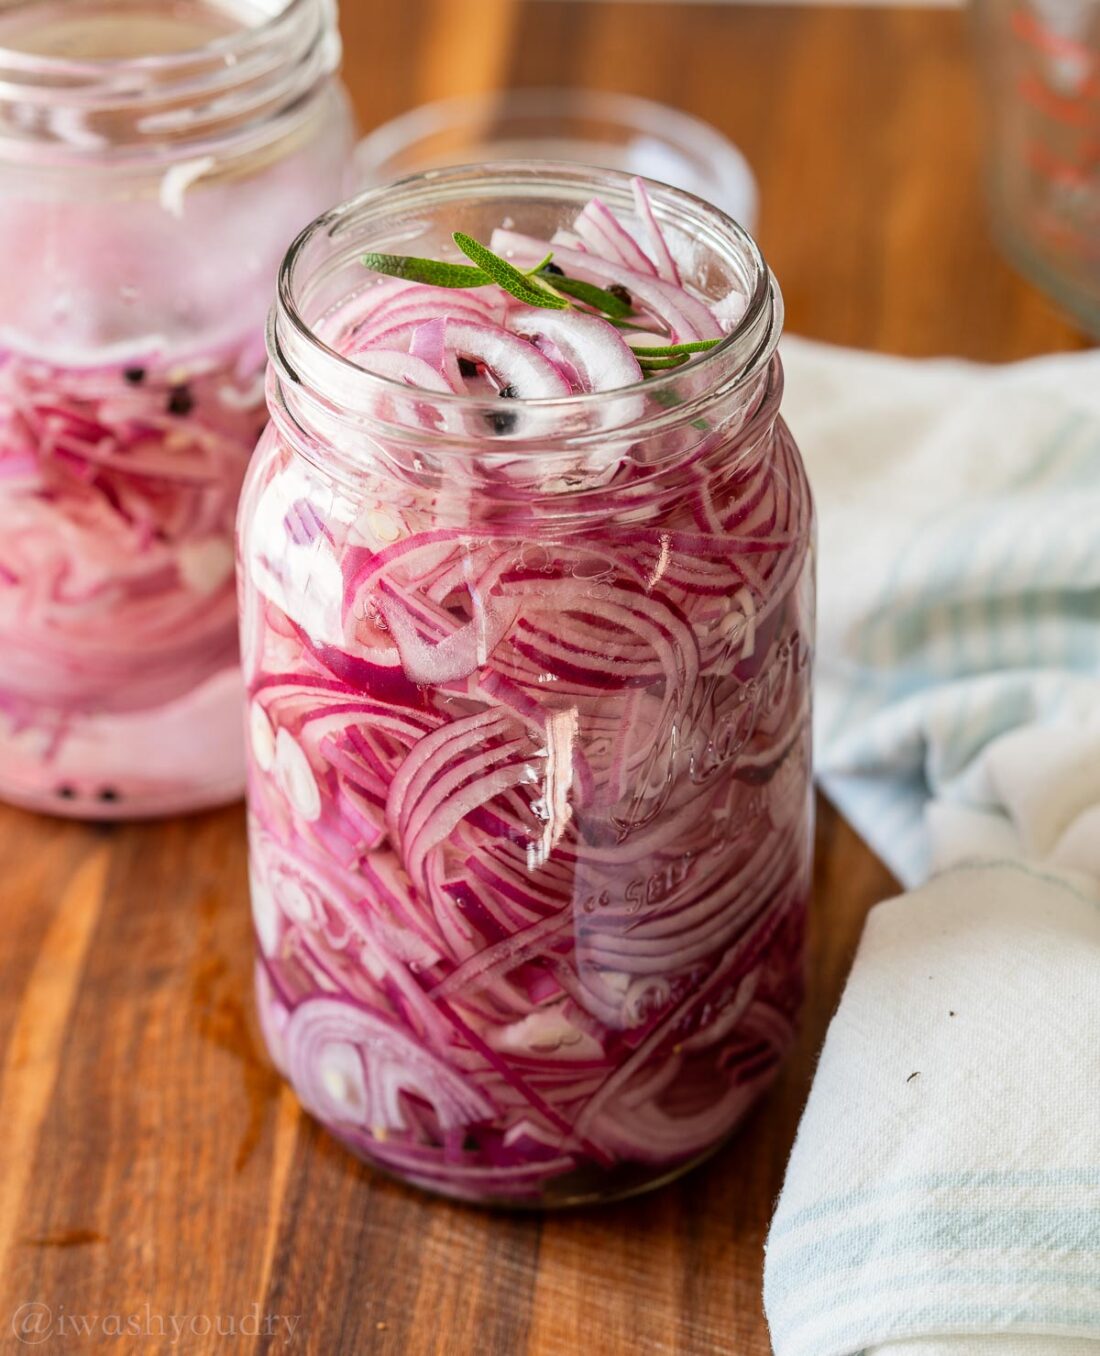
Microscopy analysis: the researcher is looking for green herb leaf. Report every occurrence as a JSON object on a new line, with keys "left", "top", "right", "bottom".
{"left": 610, "top": 317, "right": 659, "bottom": 333}
{"left": 452, "top": 233, "right": 568, "bottom": 309}
{"left": 637, "top": 354, "right": 691, "bottom": 371}
{"left": 361, "top": 252, "right": 490, "bottom": 288}
{"left": 540, "top": 272, "right": 635, "bottom": 319}
{"left": 524, "top": 251, "right": 556, "bottom": 277}
{"left": 630, "top": 339, "right": 722, "bottom": 357}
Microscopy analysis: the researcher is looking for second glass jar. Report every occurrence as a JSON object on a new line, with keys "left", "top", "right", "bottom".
{"left": 240, "top": 166, "right": 815, "bottom": 1205}
{"left": 0, "top": 0, "right": 354, "bottom": 817}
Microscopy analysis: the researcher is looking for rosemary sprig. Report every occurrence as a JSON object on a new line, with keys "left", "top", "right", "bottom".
{"left": 452, "top": 232, "right": 567, "bottom": 309}
{"left": 360, "top": 252, "right": 488, "bottom": 288}
{"left": 636, "top": 354, "right": 691, "bottom": 371}
{"left": 361, "top": 241, "right": 564, "bottom": 308}
{"left": 630, "top": 339, "right": 722, "bottom": 357}
{"left": 361, "top": 242, "right": 637, "bottom": 321}
{"left": 538, "top": 271, "right": 635, "bottom": 319}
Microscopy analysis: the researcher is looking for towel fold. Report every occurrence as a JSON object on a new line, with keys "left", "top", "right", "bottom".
{"left": 764, "top": 339, "right": 1100, "bottom": 1356}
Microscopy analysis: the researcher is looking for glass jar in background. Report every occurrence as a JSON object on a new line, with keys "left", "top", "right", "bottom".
{"left": 0, "top": 0, "right": 355, "bottom": 818}
{"left": 974, "top": 0, "right": 1100, "bottom": 334}
{"left": 239, "top": 166, "right": 815, "bottom": 1206}
{"left": 354, "top": 88, "right": 759, "bottom": 231}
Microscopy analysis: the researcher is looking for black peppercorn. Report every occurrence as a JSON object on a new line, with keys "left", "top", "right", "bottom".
{"left": 57, "top": 785, "right": 76, "bottom": 800}
{"left": 167, "top": 385, "right": 194, "bottom": 416}
{"left": 542, "top": 262, "right": 565, "bottom": 276}
{"left": 98, "top": 788, "right": 120, "bottom": 803}
{"left": 488, "top": 409, "right": 517, "bottom": 435}
{"left": 487, "top": 384, "right": 520, "bottom": 433}
{"left": 458, "top": 357, "right": 479, "bottom": 377}
{"left": 123, "top": 366, "right": 146, "bottom": 385}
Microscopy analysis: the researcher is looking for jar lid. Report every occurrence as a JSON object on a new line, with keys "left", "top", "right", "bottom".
{"left": 354, "top": 88, "right": 759, "bottom": 232}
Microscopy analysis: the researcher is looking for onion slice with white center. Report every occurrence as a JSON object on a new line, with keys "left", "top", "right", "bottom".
{"left": 285, "top": 997, "right": 494, "bottom": 1132}
{"left": 434, "top": 320, "right": 572, "bottom": 399}
{"left": 507, "top": 309, "right": 644, "bottom": 394}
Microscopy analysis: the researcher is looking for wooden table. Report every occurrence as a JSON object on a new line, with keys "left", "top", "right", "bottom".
{"left": 0, "top": 4, "right": 1089, "bottom": 1353}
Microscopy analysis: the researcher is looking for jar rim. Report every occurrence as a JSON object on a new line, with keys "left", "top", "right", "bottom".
{"left": 270, "top": 162, "right": 784, "bottom": 440}
{"left": 0, "top": 0, "right": 341, "bottom": 162}
{"left": 0, "top": 0, "right": 313, "bottom": 73}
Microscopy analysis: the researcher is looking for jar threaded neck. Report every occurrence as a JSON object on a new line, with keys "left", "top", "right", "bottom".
{"left": 0, "top": 0, "right": 341, "bottom": 163}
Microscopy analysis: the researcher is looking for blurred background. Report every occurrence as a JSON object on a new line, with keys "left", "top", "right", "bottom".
{"left": 339, "top": 0, "right": 1094, "bottom": 363}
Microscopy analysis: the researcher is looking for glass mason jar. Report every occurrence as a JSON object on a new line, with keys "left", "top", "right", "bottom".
{"left": 240, "top": 166, "right": 815, "bottom": 1206}
{"left": 354, "top": 88, "right": 759, "bottom": 231}
{"left": 0, "top": 0, "right": 354, "bottom": 818}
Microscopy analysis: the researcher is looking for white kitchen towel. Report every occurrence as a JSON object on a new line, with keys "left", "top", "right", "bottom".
{"left": 779, "top": 337, "right": 1100, "bottom": 888}
{"left": 763, "top": 859, "right": 1100, "bottom": 1356}
{"left": 763, "top": 339, "right": 1100, "bottom": 1356}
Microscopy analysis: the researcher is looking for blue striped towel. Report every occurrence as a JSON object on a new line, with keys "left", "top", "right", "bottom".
{"left": 764, "top": 339, "right": 1100, "bottom": 1356}
{"left": 781, "top": 338, "right": 1100, "bottom": 887}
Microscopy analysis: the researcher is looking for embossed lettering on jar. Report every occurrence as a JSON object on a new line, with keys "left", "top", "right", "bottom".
{"left": 240, "top": 167, "right": 816, "bottom": 1206}
{"left": 0, "top": 0, "right": 354, "bottom": 817}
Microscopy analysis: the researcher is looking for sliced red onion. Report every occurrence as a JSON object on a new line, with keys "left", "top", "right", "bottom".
{"left": 284, "top": 996, "right": 494, "bottom": 1132}
{"left": 408, "top": 319, "right": 446, "bottom": 374}
{"left": 574, "top": 197, "right": 658, "bottom": 277}
{"left": 377, "top": 586, "right": 519, "bottom": 685}
{"left": 354, "top": 348, "right": 455, "bottom": 394}
{"left": 433, "top": 320, "right": 572, "bottom": 399}
{"left": 507, "top": 309, "right": 643, "bottom": 394}
{"left": 0, "top": 339, "right": 267, "bottom": 811}
{"left": 631, "top": 177, "right": 682, "bottom": 286}
{"left": 274, "top": 727, "right": 322, "bottom": 822}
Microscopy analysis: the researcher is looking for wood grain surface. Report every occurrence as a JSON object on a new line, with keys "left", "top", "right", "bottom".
{"left": 0, "top": 4, "right": 1089, "bottom": 1354}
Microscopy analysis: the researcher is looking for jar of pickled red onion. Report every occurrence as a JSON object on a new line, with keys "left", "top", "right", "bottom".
{"left": 241, "top": 166, "right": 815, "bottom": 1205}
{"left": 0, "top": 0, "right": 354, "bottom": 817}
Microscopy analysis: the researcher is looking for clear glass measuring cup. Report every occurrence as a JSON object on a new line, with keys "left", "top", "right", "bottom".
{"left": 975, "top": 0, "right": 1100, "bottom": 334}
